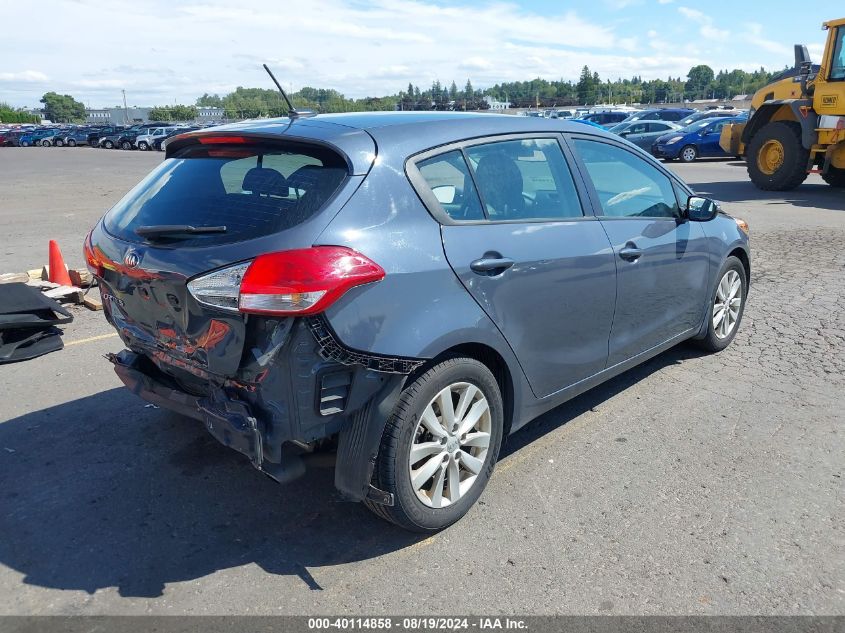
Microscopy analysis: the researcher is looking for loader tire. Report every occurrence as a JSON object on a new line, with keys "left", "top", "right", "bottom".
{"left": 746, "top": 121, "right": 809, "bottom": 191}
{"left": 821, "top": 166, "right": 845, "bottom": 188}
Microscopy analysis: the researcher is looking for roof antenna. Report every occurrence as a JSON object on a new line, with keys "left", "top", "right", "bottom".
{"left": 263, "top": 63, "right": 300, "bottom": 119}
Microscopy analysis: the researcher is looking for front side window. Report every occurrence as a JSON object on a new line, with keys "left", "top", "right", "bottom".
{"left": 464, "top": 138, "right": 583, "bottom": 221}
{"left": 573, "top": 138, "right": 681, "bottom": 219}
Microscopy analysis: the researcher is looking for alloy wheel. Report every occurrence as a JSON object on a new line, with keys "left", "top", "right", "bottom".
{"left": 713, "top": 269, "right": 742, "bottom": 339}
{"left": 681, "top": 146, "right": 697, "bottom": 162}
{"left": 408, "top": 382, "right": 491, "bottom": 509}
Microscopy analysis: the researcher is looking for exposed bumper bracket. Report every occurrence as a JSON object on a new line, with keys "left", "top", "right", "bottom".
{"left": 366, "top": 484, "right": 394, "bottom": 506}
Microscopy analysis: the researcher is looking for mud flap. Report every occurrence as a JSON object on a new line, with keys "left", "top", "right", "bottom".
{"left": 333, "top": 374, "right": 406, "bottom": 504}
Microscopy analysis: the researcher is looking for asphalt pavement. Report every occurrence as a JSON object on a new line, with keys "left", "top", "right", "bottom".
{"left": 0, "top": 148, "right": 842, "bottom": 615}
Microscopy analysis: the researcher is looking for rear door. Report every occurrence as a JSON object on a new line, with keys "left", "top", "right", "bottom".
{"left": 412, "top": 135, "right": 617, "bottom": 398}
{"left": 567, "top": 135, "right": 709, "bottom": 366}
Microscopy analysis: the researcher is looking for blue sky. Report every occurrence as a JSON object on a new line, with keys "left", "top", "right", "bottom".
{"left": 0, "top": 0, "right": 831, "bottom": 108}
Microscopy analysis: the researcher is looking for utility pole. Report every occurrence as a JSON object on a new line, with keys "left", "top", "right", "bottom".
{"left": 122, "top": 89, "right": 129, "bottom": 124}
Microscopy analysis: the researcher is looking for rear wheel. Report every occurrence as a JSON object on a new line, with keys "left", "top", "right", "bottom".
{"left": 103, "top": 140, "right": 114, "bottom": 149}
{"left": 121, "top": 140, "right": 132, "bottom": 150}
{"left": 41, "top": 139, "right": 52, "bottom": 147}
{"left": 21, "top": 140, "right": 30, "bottom": 147}
{"left": 693, "top": 256, "right": 747, "bottom": 353}
{"left": 821, "top": 166, "right": 845, "bottom": 188}
{"left": 67, "top": 139, "right": 77, "bottom": 147}
{"left": 746, "top": 121, "right": 809, "bottom": 191}
{"left": 137, "top": 141, "right": 148, "bottom": 150}
{"left": 365, "top": 357, "right": 504, "bottom": 532}
{"left": 679, "top": 145, "right": 698, "bottom": 163}
{"left": 55, "top": 139, "right": 64, "bottom": 147}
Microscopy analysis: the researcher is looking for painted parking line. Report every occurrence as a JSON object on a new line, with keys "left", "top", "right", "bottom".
{"left": 63, "top": 332, "right": 119, "bottom": 347}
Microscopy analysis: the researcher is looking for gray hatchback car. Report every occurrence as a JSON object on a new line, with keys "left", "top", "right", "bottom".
{"left": 85, "top": 112, "right": 750, "bottom": 531}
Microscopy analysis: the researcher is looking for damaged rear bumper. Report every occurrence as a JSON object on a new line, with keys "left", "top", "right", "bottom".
{"left": 107, "top": 317, "right": 413, "bottom": 503}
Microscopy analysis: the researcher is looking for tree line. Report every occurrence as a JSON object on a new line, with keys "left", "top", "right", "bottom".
{"left": 16, "top": 63, "right": 789, "bottom": 124}
{"left": 486, "top": 64, "right": 786, "bottom": 108}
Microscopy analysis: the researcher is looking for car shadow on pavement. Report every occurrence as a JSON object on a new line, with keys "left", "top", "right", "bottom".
{"left": 688, "top": 177, "right": 845, "bottom": 211}
{"left": 499, "top": 343, "right": 706, "bottom": 459}
{"left": 0, "top": 344, "right": 706, "bottom": 600}
{"left": 0, "top": 387, "right": 423, "bottom": 598}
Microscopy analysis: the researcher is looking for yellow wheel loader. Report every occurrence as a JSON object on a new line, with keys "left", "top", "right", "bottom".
{"left": 720, "top": 17, "right": 845, "bottom": 190}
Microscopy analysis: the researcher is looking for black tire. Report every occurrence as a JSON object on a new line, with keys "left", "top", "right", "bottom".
{"left": 693, "top": 256, "right": 747, "bottom": 353}
{"left": 137, "top": 141, "right": 148, "bottom": 151}
{"left": 20, "top": 140, "right": 30, "bottom": 147}
{"left": 365, "top": 357, "right": 504, "bottom": 532}
{"left": 678, "top": 144, "right": 698, "bottom": 163}
{"left": 55, "top": 139, "right": 64, "bottom": 147}
{"left": 746, "top": 121, "right": 809, "bottom": 191}
{"left": 67, "top": 139, "right": 77, "bottom": 147}
{"left": 121, "top": 141, "right": 132, "bottom": 150}
{"left": 103, "top": 140, "right": 113, "bottom": 149}
{"left": 821, "top": 166, "right": 845, "bottom": 188}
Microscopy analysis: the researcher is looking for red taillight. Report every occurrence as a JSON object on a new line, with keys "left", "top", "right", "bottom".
{"left": 197, "top": 135, "right": 248, "bottom": 145}
{"left": 83, "top": 230, "right": 104, "bottom": 277}
{"left": 187, "top": 247, "right": 385, "bottom": 316}
{"left": 238, "top": 247, "right": 385, "bottom": 315}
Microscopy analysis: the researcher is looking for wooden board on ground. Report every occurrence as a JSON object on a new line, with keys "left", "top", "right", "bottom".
{"left": 43, "top": 285, "right": 84, "bottom": 304}
{"left": 0, "top": 272, "right": 29, "bottom": 284}
{"left": 83, "top": 294, "right": 103, "bottom": 311}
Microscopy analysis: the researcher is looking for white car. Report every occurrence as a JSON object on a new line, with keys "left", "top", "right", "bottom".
{"left": 135, "top": 127, "right": 177, "bottom": 151}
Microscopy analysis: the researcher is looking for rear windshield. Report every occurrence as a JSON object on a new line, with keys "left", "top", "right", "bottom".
{"left": 103, "top": 141, "right": 348, "bottom": 246}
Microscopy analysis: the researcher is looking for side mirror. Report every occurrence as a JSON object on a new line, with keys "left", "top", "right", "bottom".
{"left": 432, "top": 184, "right": 456, "bottom": 204}
{"left": 686, "top": 196, "right": 719, "bottom": 221}
{"left": 618, "top": 131, "right": 629, "bottom": 137}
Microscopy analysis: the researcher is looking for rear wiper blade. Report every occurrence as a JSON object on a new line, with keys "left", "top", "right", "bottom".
{"left": 135, "top": 225, "right": 227, "bottom": 239}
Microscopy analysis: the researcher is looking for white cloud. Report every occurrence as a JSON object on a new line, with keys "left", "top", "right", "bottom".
{"left": 746, "top": 22, "right": 792, "bottom": 58}
{"left": 678, "top": 6, "right": 729, "bottom": 40}
{"left": 658, "top": 0, "right": 674, "bottom": 4}
{"left": 0, "top": 70, "right": 49, "bottom": 82}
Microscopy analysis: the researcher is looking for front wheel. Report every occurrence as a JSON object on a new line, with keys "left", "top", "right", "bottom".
{"left": 137, "top": 141, "right": 148, "bottom": 150}
{"left": 55, "top": 139, "right": 64, "bottom": 147}
{"left": 41, "top": 139, "right": 52, "bottom": 147}
{"left": 67, "top": 139, "right": 77, "bottom": 147}
{"left": 121, "top": 141, "right": 132, "bottom": 150}
{"left": 103, "top": 140, "right": 114, "bottom": 149}
{"left": 694, "top": 256, "right": 747, "bottom": 352}
{"left": 679, "top": 145, "right": 698, "bottom": 163}
{"left": 365, "top": 357, "right": 504, "bottom": 532}
{"left": 20, "top": 140, "right": 30, "bottom": 147}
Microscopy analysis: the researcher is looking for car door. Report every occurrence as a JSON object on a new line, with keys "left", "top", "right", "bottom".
{"left": 567, "top": 135, "right": 710, "bottom": 366}
{"left": 699, "top": 120, "right": 730, "bottom": 156}
{"left": 642, "top": 122, "right": 675, "bottom": 149}
{"left": 411, "top": 136, "right": 617, "bottom": 398}
{"left": 623, "top": 122, "right": 651, "bottom": 149}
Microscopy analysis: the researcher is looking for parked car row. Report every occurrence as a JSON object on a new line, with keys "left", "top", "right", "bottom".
{"left": 0, "top": 122, "right": 209, "bottom": 150}
{"left": 586, "top": 108, "right": 750, "bottom": 162}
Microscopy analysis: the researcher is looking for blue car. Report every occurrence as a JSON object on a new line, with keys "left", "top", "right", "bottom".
{"left": 87, "top": 112, "right": 750, "bottom": 531}
{"left": 652, "top": 116, "right": 745, "bottom": 162}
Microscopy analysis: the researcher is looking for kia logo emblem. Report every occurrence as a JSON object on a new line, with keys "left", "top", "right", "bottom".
{"left": 123, "top": 250, "right": 141, "bottom": 268}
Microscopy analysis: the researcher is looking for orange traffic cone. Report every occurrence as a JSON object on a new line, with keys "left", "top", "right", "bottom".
{"left": 48, "top": 240, "right": 72, "bottom": 286}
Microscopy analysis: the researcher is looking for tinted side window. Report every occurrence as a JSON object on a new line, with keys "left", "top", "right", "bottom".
{"left": 416, "top": 150, "right": 484, "bottom": 221}
{"left": 573, "top": 139, "right": 681, "bottom": 219}
{"left": 464, "top": 138, "right": 583, "bottom": 221}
